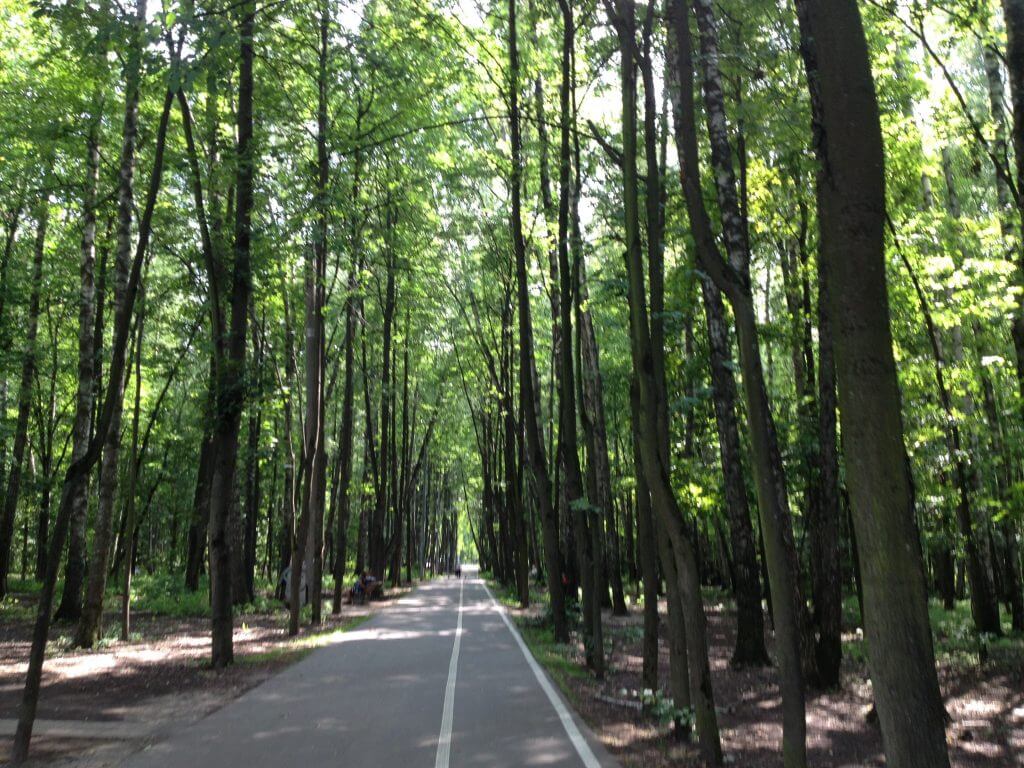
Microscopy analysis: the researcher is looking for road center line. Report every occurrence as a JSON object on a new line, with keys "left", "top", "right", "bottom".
{"left": 434, "top": 579, "right": 463, "bottom": 768}
{"left": 480, "top": 581, "right": 602, "bottom": 768}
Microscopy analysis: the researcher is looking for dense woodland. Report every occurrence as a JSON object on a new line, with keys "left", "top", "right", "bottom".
{"left": 0, "top": 0, "right": 1022, "bottom": 764}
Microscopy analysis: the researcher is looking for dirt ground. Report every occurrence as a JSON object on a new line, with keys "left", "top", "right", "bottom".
{"left": 0, "top": 594, "right": 382, "bottom": 767}
{"left": 513, "top": 599, "right": 1024, "bottom": 767}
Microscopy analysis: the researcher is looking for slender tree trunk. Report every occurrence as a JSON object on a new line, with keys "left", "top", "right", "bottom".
{"left": 981, "top": 44, "right": 1024, "bottom": 632}
{"left": 332, "top": 282, "right": 359, "bottom": 610}
{"left": 185, "top": 423, "right": 213, "bottom": 591}
{"left": 0, "top": 194, "right": 25, "bottom": 507}
{"left": 368, "top": 235, "right": 395, "bottom": 581}
{"left": 120, "top": 285, "right": 146, "bottom": 640}
{"left": 241, "top": 315, "right": 261, "bottom": 604}
{"left": 699, "top": 275, "right": 769, "bottom": 667}
{"left": 0, "top": 181, "right": 49, "bottom": 598}
{"left": 74, "top": 2, "right": 147, "bottom": 645}
{"left": 280, "top": 279, "right": 297, "bottom": 576}
{"left": 812, "top": 232, "right": 844, "bottom": 687}
{"left": 307, "top": 1, "right": 330, "bottom": 624}
{"left": 509, "top": 0, "right": 569, "bottom": 644}
{"left": 1002, "top": 0, "right": 1024, "bottom": 403}
{"left": 555, "top": 0, "right": 602, "bottom": 676}
{"left": 576, "top": 168, "right": 625, "bottom": 617}
{"left": 11, "top": 65, "right": 174, "bottom": 761}
{"left": 55, "top": 113, "right": 101, "bottom": 623}
{"left": 208, "top": 0, "right": 257, "bottom": 665}
{"left": 631, "top": 413, "right": 659, "bottom": 691}
{"left": 612, "top": 0, "right": 722, "bottom": 759}
{"left": 682, "top": 4, "right": 810, "bottom": 761}
{"left": 936, "top": 150, "right": 1001, "bottom": 633}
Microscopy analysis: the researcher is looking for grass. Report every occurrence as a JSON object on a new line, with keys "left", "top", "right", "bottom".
{"left": 0, "top": 572, "right": 291, "bottom": 622}
{"left": 491, "top": 575, "right": 1024, "bottom": 686}
{"left": 485, "top": 578, "right": 587, "bottom": 707}
{"left": 233, "top": 613, "right": 375, "bottom": 667}
{"left": 1, "top": 577, "right": 46, "bottom": 621}
{"left": 840, "top": 595, "right": 1023, "bottom": 669}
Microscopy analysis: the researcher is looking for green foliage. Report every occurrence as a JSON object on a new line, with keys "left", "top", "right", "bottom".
{"left": 843, "top": 596, "right": 1024, "bottom": 669}
{"left": 124, "top": 573, "right": 214, "bottom": 617}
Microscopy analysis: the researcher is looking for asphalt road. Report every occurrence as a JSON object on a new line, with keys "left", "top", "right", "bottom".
{"left": 124, "top": 577, "right": 618, "bottom": 768}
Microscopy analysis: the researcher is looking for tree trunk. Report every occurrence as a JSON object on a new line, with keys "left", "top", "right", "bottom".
{"left": 811, "top": 220, "right": 845, "bottom": 688}
{"left": 556, "top": 0, "right": 602, "bottom": 676}
{"left": 794, "top": 0, "right": 952, "bottom": 765}
{"left": 667, "top": 1, "right": 805, "bottom": 761}
{"left": 699, "top": 275, "right": 769, "bottom": 667}
{"left": 120, "top": 285, "right": 146, "bottom": 640}
{"left": 935, "top": 149, "right": 1001, "bottom": 634}
{"left": 0, "top": 194, "right": 25, "bottom": 533}
{"left": 1001, "top": 0, "right": 1024, "bottom": 405}
{"left": 74, "top": 1, "right": 147, "bottom": 645}
{"left": 11, "top": 63, "right": 174, "bottom": 762}
{"left": 631, "top": 414, "right": 659, "bottom": 691}
{"left": 241, "top": 322, "right": 261, "bottom": 605}
{"left": 509, "top": 0, "right": 569, "bottom": 644}
{"left": 185, "top": 425, "right": 213, "bottom": 591}
{"left": 208, "top": 0, "right": 257, "bottom": 666}
{"left": 981, "top": 43, "right": 1024, "bottom": 632}
{"left": 332, "top": 277, "right": 359, "bottom": 610}
{"left": 368, "top": 234, "right": 395, "bottom": 581}
{"left": 54, "top": 112, "right": 101, "bottom": 623}
{"left": 613, "top": 0, "right": 722, "bottom": 760}
{"left": 0, "top": 181, "right": 49, "bottom": 598}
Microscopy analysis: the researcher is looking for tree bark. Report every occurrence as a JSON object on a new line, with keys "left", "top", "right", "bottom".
{"left": 332, "top": 269, "right": 360, "bottom": 610}
{"left": 667, "top": 1, "right": 805, "bottom": 761}
{"left": 1001, "top": 0, "right": 1024, "bottom": 404}
{"left": 208, "top": 0, "right": 257, "bottom": 665}
{"left": 631, "top": 412, "right": 659, "bottom": 691}
{"left": 794, "top": 0, "right": 952, "bottom": 765}
{"left": 509, "top": 0, "right": 569, "bottom": 644}
{"left": 610, "top": 0, "right": 722, "bottom": 759}
{"left": 982, "top": 44, "right": 1024, "bottom": 631}
{"left": 555, "top": 0, "right": 602, "bottom": 676}
{"left": 74, "top": 1, "right": 147, "bottom": 646}
{"left": 54, "top": 109, "right": 101, "bottom": 623}
{"left": 120, "top": 284, "right": 146, "bottom": 640}
{"left": 11, "top": 62, "right": 174, "bottom": 760}
{"left": 698, "top": 275, "right": 769, "bottom": 667}
{"left": 0, "top": 179, "right": 49, "bottom": 598}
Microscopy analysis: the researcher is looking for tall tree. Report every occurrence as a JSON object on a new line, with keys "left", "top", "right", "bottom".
{"left": 207, "top": 0, "right": 257, "bottom": 665}
{"left": 609, "top": 0, "right": 722, "bottom": 759}
{"left": 794, "top": 0, "right": 951, "bottom": 765}
{"left": 509, "top": 0, "right": 569, "bottom": 643}
{"left": 0, "top": 175, "right": 49, "bottom": 599}
{"left": 75, "top": 0, "right": 147, "bottom": 647}
{"left": 54, "top": 94, "right": 102, "bottom": 623}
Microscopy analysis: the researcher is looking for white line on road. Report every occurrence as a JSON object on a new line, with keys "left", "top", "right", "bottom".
{"left": 480, "top": 581, "right": 602, "bottom": 768}
{"left": 434, "top": 578, "right": 464, "bottom": 768}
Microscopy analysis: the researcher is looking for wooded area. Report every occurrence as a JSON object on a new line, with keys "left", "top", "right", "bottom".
{"left": 0, "top": 0, "right": 1022, "bottom": 765}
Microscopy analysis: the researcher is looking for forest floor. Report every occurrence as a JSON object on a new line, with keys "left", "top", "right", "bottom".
{"left": 495, "top": 583, "right": 1024, "bottom": 768}
{"left": 0, "top": 576, "right": 405, "bottom": 767}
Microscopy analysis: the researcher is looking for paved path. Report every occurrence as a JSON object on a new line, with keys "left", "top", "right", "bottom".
{"left": 124, "top": 578, "right": 618, "bottom": 768}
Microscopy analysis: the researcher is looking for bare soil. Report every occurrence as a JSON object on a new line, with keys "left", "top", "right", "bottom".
{"left": 508, "top": 598, "right": 1024, "bottom": 767}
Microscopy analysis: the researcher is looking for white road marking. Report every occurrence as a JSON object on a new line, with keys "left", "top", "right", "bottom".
{"left": 480, "top": 581, "right": 602, "bottom": 768}
{"left": 434, "top": 578, "right": 464, "bottom": 768}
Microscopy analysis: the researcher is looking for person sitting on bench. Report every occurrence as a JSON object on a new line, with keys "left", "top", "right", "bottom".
{"left": 349, "top": 572, "right": 379, "bottom": 604}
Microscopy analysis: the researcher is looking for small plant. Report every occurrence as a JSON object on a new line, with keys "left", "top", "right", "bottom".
{"left": 623, "top": 687, "right": 694, "bottom": 729}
